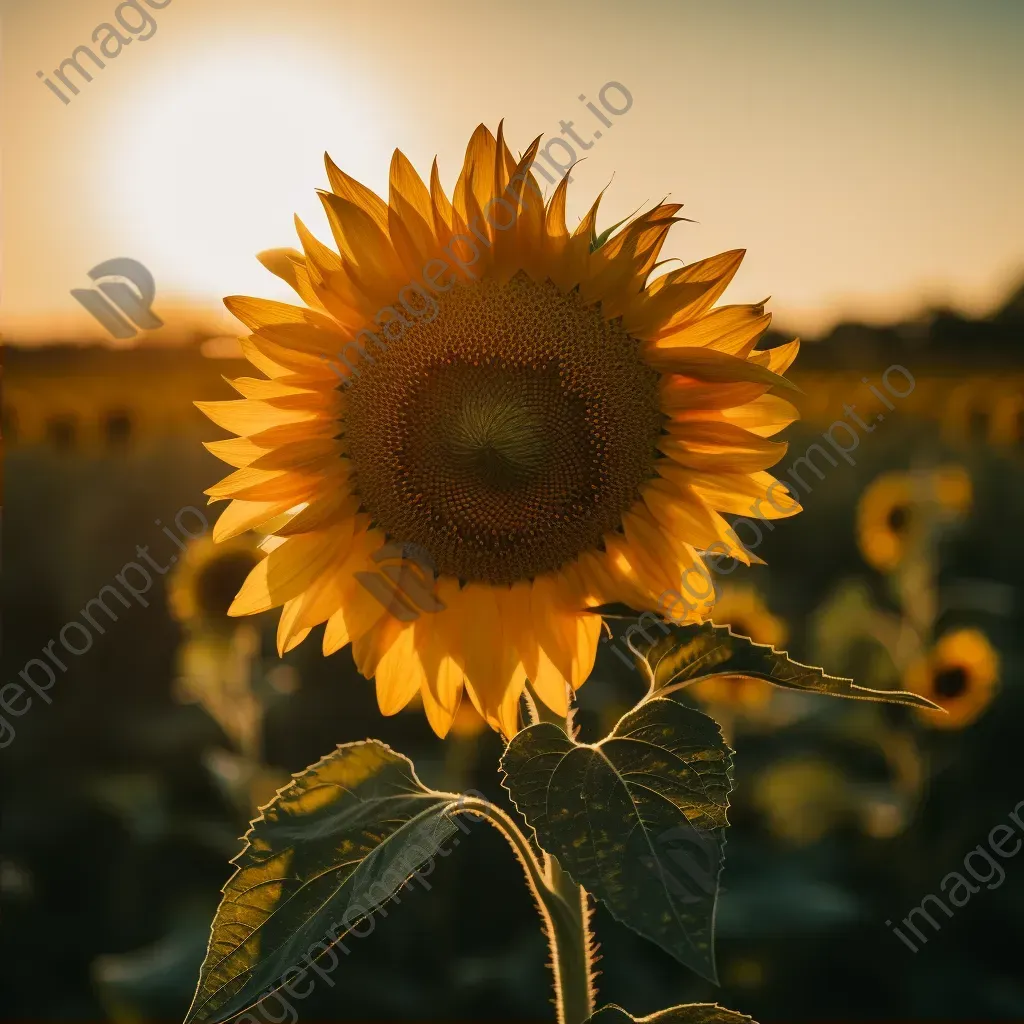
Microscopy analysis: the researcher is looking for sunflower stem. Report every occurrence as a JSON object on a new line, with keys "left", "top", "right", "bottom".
{"left": 522, "top": 687, "right": 598, "bottom": 1023}
{"left": 450, "top": 787, "right": 595, "bottom": 1024}
{"left": 543, "top": 853, "right": 596, "bottom": 1024}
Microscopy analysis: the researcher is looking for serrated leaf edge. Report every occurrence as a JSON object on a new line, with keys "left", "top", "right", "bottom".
{"left": 635, "top": 622, "right": 942, "bottom": 712}
{"left": 186, "top": 740, "right": 459, "bottom": 1024}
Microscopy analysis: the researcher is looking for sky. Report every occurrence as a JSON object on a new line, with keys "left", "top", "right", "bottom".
{"left": 2, "top": 0, "right": 1022, "bottom": 341}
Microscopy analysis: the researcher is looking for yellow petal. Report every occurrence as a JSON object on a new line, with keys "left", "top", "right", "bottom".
{"left": 196, "top": 399, "right": 318, "bottom": 438}
{"left": 351, "top": 609, "right": 406, "bottom": 679}
{"left": 643, "top": 481, "right": 758, "bottom": 565}
{"left": 374, "top": 624, "right": 424, "bottom": 716}
{"left": 715, "top": 395, "right": 800, "bottom": 437}
{"left": 324, "top": 153, "right": 390, "bottom": 234}
{"left": 247, "top": 416, "right": 339, "bottom": 448}
{"left": 655, "top": 304, "right": 771, "bottom": 357}
{"left": 664, "top": 419, "right": 789, "bottom": 459}
{"left": 229, "top": 532, "right": 341, "bottom": 615}
{"left": 239, "top": 333, "right": 336, "bottom": 382}
{"left": 453, "top": 124, "right": 498, "bottom": 238}
{"left": 321, "top": 529, "right": 393, "bottom": 653}
{"left": 225, "top": 376, "right": 314, "bottom": 401}
{"left": 204, "top": 437, "right": 271, "bottom": 469}
{"left": 273, "top": 491, "right": 360, "bottom": 537}
{"left": 224, "top": 295, "right": 345, "bottom": 343}
{"left": 660, "top": 377, "right": 768, "bottom": 413}
{"left": 388, "top": 149, "right": 438, "bottom": 275}
{"left": 645, "top": 345, "right": 799, "bottom": 392}
{"left": 553, "top": 189, "right": 603, "bottom": 291}
{"left": 317, "top": 191, "right": 406, "bottom": 287}
{"left": 751, "top": 337, "right": 801, "bottom": 374}
{"left": 459, "top": 583, "right": 524, "bottom": 737}
{"left": 247, "top": 438, "right": 343, "bottom": 472}
{"left": 256, "top": 247, "right": 304, "bottom": 293}
{"left": 414, "top": 578, "right": 466, "bottom": 737}
{"left": 623, "top": 249, "right": 745, "bottom": 336}
{"left": 429, "top": 157, "right": 457, "bottom": 243}
{"left": 205, "top": 464, "right": 332, "bottom": 504}
{"left": 212, "top": 498, "right": 299, "bottom": 542}
{"left": 295, "top": 214, "right": 345, "bottom": 276}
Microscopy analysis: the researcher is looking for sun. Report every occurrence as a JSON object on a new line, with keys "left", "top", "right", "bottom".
{"left": 106, "top": 43, "right": 389, "bottom": 306}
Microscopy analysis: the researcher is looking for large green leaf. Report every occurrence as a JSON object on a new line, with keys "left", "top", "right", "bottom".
{"left": 501, "top": 700, "right": 732, "bottom": 981}
{"left": 185, "top": 741, "right": 465, "bottom": 1023}
{"left": 587, "top": 1002, "right": 754, "bottom": 1023}
{"left": 631, "top": 620, "right": 939, "bottom": 710}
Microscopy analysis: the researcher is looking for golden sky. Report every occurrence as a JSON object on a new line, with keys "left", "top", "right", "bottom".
{"left": 2, "top": 0, "right": 1022, "bottom": 340}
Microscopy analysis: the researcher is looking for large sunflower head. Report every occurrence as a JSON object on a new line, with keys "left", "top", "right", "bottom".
{"left": 198, "top": 123, "right": 802, "bottom": 738}
{"left": 905, "top": 628, "right": 1000, "bottom": 729}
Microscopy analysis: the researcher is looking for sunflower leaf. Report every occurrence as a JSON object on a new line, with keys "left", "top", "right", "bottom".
{"left": 586, "top": 1002, "right": 755, "bottom": 1023}
{"left": 633, "top": 620, "right": 941, "bottom": 710}
{"left": 500, "top": 702, "right": 733, "bottom": 982}
{"left": 185, "top": 741, "right": 467, "bottom": 1024}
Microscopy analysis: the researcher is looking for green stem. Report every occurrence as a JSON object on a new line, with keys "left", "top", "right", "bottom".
{"left": 451, "top": 795, "right": 595, "bottom": 1024}
{"left": 543, "top": 853, "right": 596, "bottom": 1024}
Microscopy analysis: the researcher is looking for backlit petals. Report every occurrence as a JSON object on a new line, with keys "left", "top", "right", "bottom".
{"left": 198, "top": 123, "right": 803, "bottom": 741}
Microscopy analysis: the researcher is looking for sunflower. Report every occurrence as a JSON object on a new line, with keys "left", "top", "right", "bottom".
{"left": 168, "top": 535, "right": 263, "bottom": 631}
{"left": 856, "top": 465, "right": 971, "bottom": 573}
{"left": 198, "top": 123, "right": 802, "bottom": 738}
{"left": 856, "top": 472, "right": 915, "bottom": 572}
{"left": 905, "top": 628, "right": 999, "bottom": 729}
{"left": 690, "top": 584, "right": 787, "bottom": 709}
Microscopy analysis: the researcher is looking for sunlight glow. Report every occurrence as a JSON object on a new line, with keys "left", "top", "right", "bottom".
{"left": 107, "top": 42, "right": 382, "bottom": 306}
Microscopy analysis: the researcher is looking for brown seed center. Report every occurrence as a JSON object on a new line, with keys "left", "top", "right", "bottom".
{"left": 343, "top": 273, "right": 664, "bottom": 584}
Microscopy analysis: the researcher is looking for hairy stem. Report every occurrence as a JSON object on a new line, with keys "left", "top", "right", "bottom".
{"left": 450, "top": 794, "right": 595, "bottom": 1024}
{"left": 543, "top": 853, "right": 596, "bottom": 1024}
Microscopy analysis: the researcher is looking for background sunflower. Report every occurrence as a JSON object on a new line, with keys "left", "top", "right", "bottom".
{"left": 905, "top": 628, "right": 1000, "bottom": 729}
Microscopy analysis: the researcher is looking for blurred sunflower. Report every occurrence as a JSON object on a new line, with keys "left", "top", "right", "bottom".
{"left": 169, "top": 535, "right": 262, "bottom": 631}
{"left": 856, "top": 466, "right": 972, "bottom": 572}
{"left": 753, "top": 758, "right": 853, "bottom": 845}
{"left": 856, "top": 472, "right": 915, "bottom": 572}
{"left": 691, "top": 585, "right": 787, "bottom": 709}
{"left": 199, "top": 123, "right": 802, "bottom": 738}
{"left": 169, "top": 535, "right": 266, "bottom": 757}
{"left": 905, "top": 628, "right": 999, "bottom": 729}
